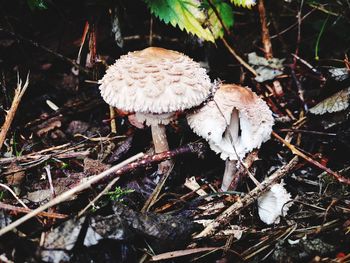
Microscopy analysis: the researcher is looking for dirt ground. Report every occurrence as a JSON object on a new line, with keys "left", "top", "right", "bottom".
{"left": 0, "top": 0, "right": 350, "bottom": 262}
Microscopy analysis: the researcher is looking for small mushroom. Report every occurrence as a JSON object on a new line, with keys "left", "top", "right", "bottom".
{"left": 99, "top": 47, "right": 211, "bottom": 173}
{"left": 187, "top": 84, "right": 274, "bottom": 191}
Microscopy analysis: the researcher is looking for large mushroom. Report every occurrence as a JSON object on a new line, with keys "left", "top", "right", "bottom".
{"left": 99, "top": 47, "right": 212, "bottom": 173}
{"left": 187, "top": 84, "right": 274, "bottom": 191}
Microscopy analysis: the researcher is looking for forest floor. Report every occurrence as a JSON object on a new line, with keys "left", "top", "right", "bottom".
{"left": 0, "top": 1, "right": 350, "bottom": 262}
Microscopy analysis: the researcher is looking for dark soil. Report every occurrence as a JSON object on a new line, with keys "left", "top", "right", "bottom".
{"left": 0, "top": 0, "right": 349, "bottom": 262}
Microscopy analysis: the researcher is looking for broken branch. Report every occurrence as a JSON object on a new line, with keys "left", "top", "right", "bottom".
{"left": 0, "top": 73, "right": 29, "bottom": 150}
{"left": 272, "top": 131, "right": 350, "bottom": 185}
{"left": 194, "top": 156, "right": 299, "bottom": 238}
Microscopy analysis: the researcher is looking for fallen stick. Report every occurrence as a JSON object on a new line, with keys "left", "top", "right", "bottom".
{"left": 0, "top": 142, "right": 206, "bottom": 236}
{"left": 258, "top": 0, "right": 273, "bottom": 59}
{"left": 0, "top": 202, "right": 67, "bottom": 219}
{"left": 151, "top": 247, "right": 221, "bottom": 261}
{"left": 0, "top": 28, "right": 89, "bottom": 74}
{"left": 0, "top": 73, "right": 29, "bottom": 150}
{"left": 0, "top": 153, "right": 144, "bottom": 237}
{"left": 205, "top": 0, "right": 258, "bottom": 77}
{"left": 272, "top": 131, "right": 350, "bottom": 185}
{"left": 102, "top": 142, "right": 207, "bottom": 182}
{"left": 193, "top": 156, "right": 299, "bottom": 239}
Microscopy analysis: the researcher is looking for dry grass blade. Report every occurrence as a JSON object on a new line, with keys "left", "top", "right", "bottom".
{"left": 151, "top": 247, "right": 221, "bottom": 261}
{"left": 141, "top": 162, "right": 175, "bottom": 213}
{"left": 0, "top": 183, "right": 28, "bottom": 208}
{"left": 0, "top": 72, "right": 29, "bottom": 149}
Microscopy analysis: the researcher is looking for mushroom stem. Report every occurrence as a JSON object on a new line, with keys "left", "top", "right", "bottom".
{"left": 151, "top": 124, "right": 173, "bottom": 174}
{"left": 221, "top": 159, "right": 238, "bottom": 191}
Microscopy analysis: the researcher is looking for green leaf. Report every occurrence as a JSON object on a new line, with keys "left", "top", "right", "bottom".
{"left": 231, "top": 0, "right": 256, "bottom": 9}
{"left": 144, "top": 0, "right": 215, "bottom": 42}
{"left": 203, "top": 0, "right": 234, "bottom": 38}
{"left": 27, "top": 0, "right": 48, "bottom": 10}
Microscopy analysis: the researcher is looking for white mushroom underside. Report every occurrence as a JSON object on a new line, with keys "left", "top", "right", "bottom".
{"left": 187, "top": 87, "right": 274, "bottom": 161}
{"left": 258, "top": 182, "right": 293, "bottom": 225}
{"left": 135, "top": 112, "right": 175, "bottom": 126}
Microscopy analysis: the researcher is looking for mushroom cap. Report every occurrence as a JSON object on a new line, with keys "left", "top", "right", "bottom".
{"left": 258, "top": 182, "right": 293, "bottom": 225}
{"left": 99, "top": 47, "right": 212, "bottom": 118}
{"left": 187, "top": 84, "right": 274, "bottom": 160}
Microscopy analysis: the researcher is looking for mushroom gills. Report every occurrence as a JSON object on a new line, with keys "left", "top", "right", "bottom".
{"left": 224, "top": 108, "right": 240, "bottom": 147}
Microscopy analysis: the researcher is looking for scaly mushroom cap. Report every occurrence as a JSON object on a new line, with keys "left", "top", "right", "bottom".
{"left": 99, "top": 47, "right": 212, "bottom": 125}
{"left": 187, "top": 84, "right": 274, "bottom": 160}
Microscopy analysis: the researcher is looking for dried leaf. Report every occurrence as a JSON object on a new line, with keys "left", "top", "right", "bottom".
{"left": 5, "top": 162, "right": 25, "bottom": 186}
{"left": 41, "top": 217, "right": 86, "bottom": 263}
{"left": 309, "top": 87, "right": 350, "bottom": 115}
{"left": 34, "top": 116, "right": 63, "bottom": 137}
{"left": 66, "top": 120, "right": 89, "bottom": 135}
{"left": 248, "top": 52, "right": 284, "bottom": 82}
{"left": 329, "top": 68, "right": 349, "bottom": 82}
{"left": 84, "top": 158, "right": 111, "bottom": 176}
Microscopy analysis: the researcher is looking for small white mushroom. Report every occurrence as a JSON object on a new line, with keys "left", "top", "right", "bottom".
{"left": 258, "top": 182, "right": 293, "bottom": 225}
{"left": 187, "top": 84, "right": 274, "bottom": 190}
{"left": 99, "top": 47, "right": 211, "bottom": 174}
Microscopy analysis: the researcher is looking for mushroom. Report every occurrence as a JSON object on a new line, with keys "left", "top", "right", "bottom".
{"left": 187, "top": 84, "right": 274, "bottom": 191}
{"left": 99, "top": 47, "right": 212, "bottom": 173}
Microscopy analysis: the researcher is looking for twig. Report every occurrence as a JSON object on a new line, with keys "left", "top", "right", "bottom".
{"left": 258, "top": 0, "right": 273, "bottom": 59}
{"left": 0, "top": 142, "right": 206, "bottom": 236}
{"left": 141, "top": 162, "right": 175, "bottom": 213}
{"left": 102, "top": 142, "right": 206, "bottom": 182}
{"left": 0, "top": 28, "right": 90, "bottom": 74}
{"left": 0, "top": 73, "right": 29, "bottom": 150}
{"left": 109, "top": 106, "right": 117, "bottom": 134}
{"left": 78, "top": 175, "right": 120, "bottom": 217}
{"left": 0, "top": 183, "right": 28, "bottom": 209}
{"left": 270, "top": 10, "right": 314, "bottom": 39}
{"left": 221, "top": 38, "right": 258, "bottom": 77}
{"left": 293, "top": 0, "right": 305, "bottom": 68}
{"left": 205, "top": 0, "right": 258, "bottom": 77}
{"left": 44, "top": 165, "right": 56, "bottom": 198}
{"left": 279, "top": 128, "right": 336, "bottom": 136}
{"left": 149, "top": 16, "right": 154, "bottom": 46}
{"left": 290, "top": 69, "right": 308, "bottom": 111}
{"left": 272, "top": 131, "right": 350, "bottom": 185}
{"left": 193, "top": 156, "right": 299, "bottom": 238}
{"left": 0, "top": 153, "right": 144, "bottom": 237}
{"left": 0, "top": 202, "right": 67, "bottom": 219}
{"left": 206, "top": 0, "right": 230, "bottom": 36}
{"left": 151, "top": 247, "right": 221, "bottom": 261}
{"left": 1, "top": 150, "right": 90, "bottom": 175}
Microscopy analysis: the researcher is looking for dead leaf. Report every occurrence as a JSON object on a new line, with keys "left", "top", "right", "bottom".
{"left": 310, "top": 87, "right": 350, "bottom": 115}
{"left": 66, "top": 120, "right": 89, "bottom": 135}
{"left": 329, "top": 68, "right": 349, "bottom": 82}
{"left": 248, "top": 52, "right": 285, "bottom": 82}
{"left": 5, "top": 162, "right": 25, "bottom": 186}
{"left": 84, "top": 158, "right": 110, "bottom": 176}
{"left": 34, "top": 116, "right": 63, "bottom": 137}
